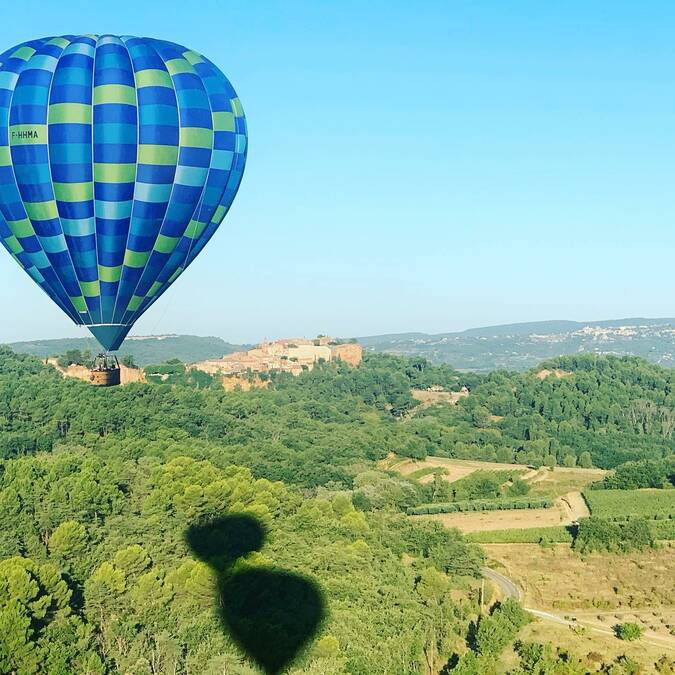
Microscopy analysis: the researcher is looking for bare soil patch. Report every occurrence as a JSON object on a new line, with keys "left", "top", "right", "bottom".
{"left": 559, "top": 491, "right": 590, "bottom": 520}
{"left": 411, "top": 388, "right": 467, "bottom": 405}
{"left": 409, "top": 388, "right": 469, "bottom": 416}
{"left": 535, "top": 368, "right": 572, "bottom": 380}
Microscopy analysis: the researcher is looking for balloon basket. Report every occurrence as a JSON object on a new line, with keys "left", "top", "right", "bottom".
{"left": 90, "top": 353, "right": 121, "bottom": 387}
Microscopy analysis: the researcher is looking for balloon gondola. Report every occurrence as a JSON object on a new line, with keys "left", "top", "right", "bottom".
{"left": 0, "top": 34, "right": 247, "bottom": 383}
{"left": 90, "top": 352, "right": 120, "bottom": 387}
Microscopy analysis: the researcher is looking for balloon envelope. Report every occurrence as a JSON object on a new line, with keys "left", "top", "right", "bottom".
{"left": 0, "top": 35, "right": 247, "bottom": 350}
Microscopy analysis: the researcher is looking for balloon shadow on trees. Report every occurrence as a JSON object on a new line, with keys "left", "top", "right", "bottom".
{"left": 185, "top": 514, "right": 325, "bottom": 674}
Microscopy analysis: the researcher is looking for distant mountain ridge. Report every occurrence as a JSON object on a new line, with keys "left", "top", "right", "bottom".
{"left": 361, "top": 318, "right": 675, "bottom": 342}
{"left": 359, "top": 318, "right": 675, "bottom": 372}
{"left": 5, "top": 335, "right": 247, "bottom": 367}
{"left": 7, "top": 318, "right": 675, "bottom": 372}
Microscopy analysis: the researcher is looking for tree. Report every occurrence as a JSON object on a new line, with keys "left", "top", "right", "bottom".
{"left": 84, "top": 562, "right": 125, "bottom": 617}
{"left": 620, "top": 519, "right": 655, "bottom": 552}
{"left": 121, "top": 354, "right": 137, "bottom": 369}
{"left": 515, "top": 641, "right": 556, "bottom": 673}
{"left": 113, "top": 545, "right": 151, "bottom": 577}
{"left": 578, "top": 451, "right": 593, "bottom": 468}
{"left": 599, "top": 457, "right": 675, "bottom": 489}
{"left": 0, "top": 598, "right": 39, "bottom": 674}
{"left": 573, "top": 518, "right": 623, "bottom": 553}
{"left": 417, "top": 568, "right": 451, "bottom": 675}
{"left": 49, "top": 520, "right": 87, "bottom": 560}
{"left": 563, "top": 454, "right": 577, "bottom": 468}
{"left": 0, "top": 557, "right": 74, "bottom": 673}
{"left": 507, "top": 479, "right": 530, "bottom": 497}
{"left": 513, "top": 641, "right": 587, "bottom": 675}
{"left": 473, "top": 599, "right": 529, "bottom": 657}
{"left": 497, "top": 447, "right": 514, "bottom": 463}
{"left": 446, "top": 651, "right": 495, "bottom": 674}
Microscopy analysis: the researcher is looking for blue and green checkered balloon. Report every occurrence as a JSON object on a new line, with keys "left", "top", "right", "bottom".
{"left": 0, "top": 35, "right": 247, "bottom": 351}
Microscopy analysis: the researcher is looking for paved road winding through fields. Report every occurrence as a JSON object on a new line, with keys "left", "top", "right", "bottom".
{"left": 482, "top": 567, "right": 675, "bottom": 651}
{"left": 482, "top": 567, "right": 522, "bottom": 601}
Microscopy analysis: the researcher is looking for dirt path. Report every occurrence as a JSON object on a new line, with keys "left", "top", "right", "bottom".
{"left": 523, "top": 467, "right": 549, "bottom": 484}
{"left": 559, "top": 491, "right": 590, "bottom": 520}
{"left": 519, "top": 468, "right": 541, "bottom": 481}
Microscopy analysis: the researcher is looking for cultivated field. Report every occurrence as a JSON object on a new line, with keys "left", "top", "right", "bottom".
{"left": 386, "top": 455, "right": 529, "bottom": 484}
{"left": 387, "top": 454, "right": 606, "bottom": 492}
{"left": 584, "top": 488, "right": 675, "bottom": 521}
{"left": 468, "top": 525, "right": 574, "bottom": 544}
{"left": 412, "top": 491, "right": 589, "bottom": 533}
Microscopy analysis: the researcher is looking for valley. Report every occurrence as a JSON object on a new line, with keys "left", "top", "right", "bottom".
{"left": 0, "top": 346, "right": 673, "bottom": 673}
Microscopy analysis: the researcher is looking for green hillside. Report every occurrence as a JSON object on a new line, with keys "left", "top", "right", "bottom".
{"left": 360, "top": 318, "right": 675, "bottom": 371}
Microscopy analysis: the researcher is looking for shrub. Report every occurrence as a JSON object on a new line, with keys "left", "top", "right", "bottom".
{"left": 598, "top": 457, "right": 675, "bottom": 490}
{"left": 615, "top": 622, "right": 642, "bottom": 641}
{"left": 507, "top": 478, "right": 530, "bottom": 497}
{"left": 407, "top": 497, "right": 552, "bottom": 516}
{"left": 573, "top": 517, "right": 657, "bottom": 554}
{"left": 473, "top": 599, "right": 530, "bottom": 656}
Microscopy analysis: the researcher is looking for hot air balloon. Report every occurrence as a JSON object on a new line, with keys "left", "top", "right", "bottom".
{"left": 0, "top": 34, "right": 247, "bottom": 366}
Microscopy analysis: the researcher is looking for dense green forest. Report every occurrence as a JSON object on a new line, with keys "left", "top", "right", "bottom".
{"left": 0, "top": 348, "right": 673, "bottom": 673}
{"left": 0, "top": 348, "right": 487, "bottom": 674}
{"left": 4, "top": 349, "right": 675, "bottom": 475}
{"left": 414, "top": 354, "right": 675, "bottom": 469}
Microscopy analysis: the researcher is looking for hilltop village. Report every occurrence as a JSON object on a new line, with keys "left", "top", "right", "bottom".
{"left": 47, "top": 337, "right": 363, "bottom": 388}
{"left": 191, "top": 336, "right": 362, "bottom": 376}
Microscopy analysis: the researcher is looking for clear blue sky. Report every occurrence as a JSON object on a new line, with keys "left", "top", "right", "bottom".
{"left": 1, "top": 1, "right": 675, "bottom": 344}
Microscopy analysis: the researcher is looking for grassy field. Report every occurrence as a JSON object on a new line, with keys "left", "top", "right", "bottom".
{"left": 485, "top": 543, "right": 675, "bottom": 611}
{"left": 386, "top": 454, "right": 527, "bottom": 476}
{"left": 485, "top": 543, "right": 675, "bottom": 672}
{"left": 527, "top": 466, "right": 607, "bottom": 499}
{"left": 413, "top": 490, "right": 588, "bottom": 533}
{"left": 406, "top": 466, "right": 447, "bottom": 481}
{"left": 499, "top": 617, "right": 675, "bottom": 674}
{"left": 584, "top": 488, "right": 675, "bottom": 521}
{"left": 652, "top": 520, "right": 675, "bottom": 539}
{"left": 452, "top": 467, "right": 521, "bottom": 486}
{"left": 468, "top": 519, "right": 675, "bottom": 543}
{"left": 385, "top": 454, "right": 606, "bottom": 493}
{"left": 412, "top": 501, "right": 569, "bottom": 533}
